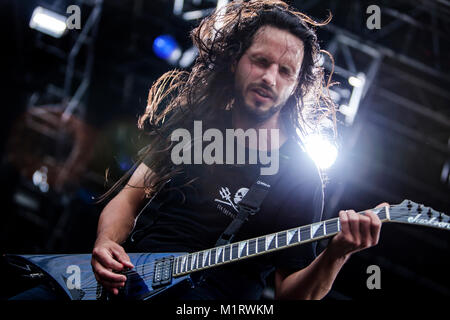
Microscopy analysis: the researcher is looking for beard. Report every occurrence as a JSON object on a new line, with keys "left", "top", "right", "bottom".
{"left": 234, "top": 87, "right": 283, "bottom": 123}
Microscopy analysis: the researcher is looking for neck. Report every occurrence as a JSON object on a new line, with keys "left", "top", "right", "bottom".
{"left": 231, "top": 109, "right": 288, "bottom": 151}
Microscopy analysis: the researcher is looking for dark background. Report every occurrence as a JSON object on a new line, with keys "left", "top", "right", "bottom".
{"left": 1, "top": 0, "right": 449, "bottom": 300}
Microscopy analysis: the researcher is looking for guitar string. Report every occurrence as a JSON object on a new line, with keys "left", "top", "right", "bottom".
{"left": 80, "top": 222, "right": 346, "bottom": 291}
{"left": 81, "top": 271, "right": 157, "bottom": 293}
{"left": 81, "top": 247, "right": 247, "bottom": 291}
{"left": 80, "top": 216, "right": 350, "bottom": 291}
{"left": 85, "top": 207, "right": 400, "bottom": 283}
{"left": 114, "top": 205, "right": 406, "bottom": 276}
{"left": 81, "top": 251, "right": 228, "bottom": 291}
{"left": 85, "top": 217, "right": 345, "bottom": 283}
{"left": 80, "top": 208, "right": 411, "bottom": 293}
{"left": 80, "top": 253, "right": 192, "bottom": 289}
{"left": 80, "top": 261, "right": 159, "bottom": 290}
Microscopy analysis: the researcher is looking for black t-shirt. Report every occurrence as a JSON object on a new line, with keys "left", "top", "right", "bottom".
{"left": 134, "top": 112, "right": 324, "bottom": 299}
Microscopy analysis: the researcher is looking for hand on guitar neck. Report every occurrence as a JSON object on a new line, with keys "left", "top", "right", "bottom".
{"left": 326, "top": 202, "right": 389, "bottom": 262}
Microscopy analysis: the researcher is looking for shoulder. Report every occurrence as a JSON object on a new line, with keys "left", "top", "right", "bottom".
{"left": 275, "top": 138, "right": 324, "bottom": 220}
{"left": 280, "top": 137, "right": 323, "bottom": 187}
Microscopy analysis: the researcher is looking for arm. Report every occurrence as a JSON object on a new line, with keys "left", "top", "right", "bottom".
{"left": 274, "top": 203, "right": 388, "bottom": 300}
{"left": 91, "top": 163, "right": 154, "bottom": 295}
{"left": 95, "top": 163, "right": 150, "bottom": 244}
{"left": 274, "top": 246, "right": 349, "bottom": 300}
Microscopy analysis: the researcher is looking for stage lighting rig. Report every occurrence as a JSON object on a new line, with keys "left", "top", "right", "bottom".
{"left": 29, "top": 6, "right": 68, "bottom": 38}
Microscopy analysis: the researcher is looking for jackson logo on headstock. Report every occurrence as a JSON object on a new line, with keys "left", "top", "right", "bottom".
{"left": 407, "top": 214, "right": 450, "bottom": 229}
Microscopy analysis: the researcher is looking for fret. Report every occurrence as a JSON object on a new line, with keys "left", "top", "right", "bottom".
{"left": 210, "top": 248, "right": 216, "bottom": 265}
{"left": 174, "top": 257, "right": 178, "bottom": 274}
{"left": 177, "top": 257, "right": 181, "bottom": 274}
{"left": 196, "top": 253, "right": 201, "bottom": 269}
{"left": 192, "top": 253, "right": 198, "bottom": 269}
{"left": 231, "top": 243, "right": 239, "bottom": 260}
{"left": 257, "top": 237, "right": 265, "bottom": 252}
{"left": 239, "top": 241, "right": 247, "bottom": 257}
{"left": 311, "top": 222, "right": 324, "bottom": 238}
{"left": 277, "top": 231, "right": 287, "bottom": 247}
{"left": 187, "top": 255, "right": 192, "bottom": 271}
{"left": 377, "top": 207, "right": 387, "bottom": 220}
{"left": 224, "top": 245, "right": 231, "bottom": 261}
{"left": 181, "top": 256, "right": 187, "bottom": 273}
{"left": 203, "top": 250, "right": 210, "bottom": 267}
{"left": 217, "top": 247, "right": 223, "bottom": 264}
{"left": 299, "top": 226, "right": 311, "bottom": 241}
{"left": 287, "top": 228, "right": 299, "bottom": 245}
{"left": 249, "top": 239, "right": 257, "bottom": 255}
{"left": 173, "top": 257, "right": 177, "bottom": 274}
{"left": 325, "top": 219, "right": 339, "bottom": 235}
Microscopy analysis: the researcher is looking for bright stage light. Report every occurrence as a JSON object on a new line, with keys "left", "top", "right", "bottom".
{"left": 32, "top": 166, "right": 49, "bottom": 193}
{"left": 348, "top": 73, "right": 365, "bottom": 88}
{"left": 153, "top": 35, "right": 182, "bottom": 65}
{"left": 29, "top": 6, "right": 67, "bottom": 38}
{"left": 304, "top": 134, "right": 338, "bottom": 169}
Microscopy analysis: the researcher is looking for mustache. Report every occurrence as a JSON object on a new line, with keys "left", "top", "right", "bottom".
{"left": 249, "top": 83, "right": 276, "bottom": 100}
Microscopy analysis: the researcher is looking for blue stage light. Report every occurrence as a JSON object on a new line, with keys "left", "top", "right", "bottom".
{"left": 152, "top": 35, "right": 181, "bottom": 64}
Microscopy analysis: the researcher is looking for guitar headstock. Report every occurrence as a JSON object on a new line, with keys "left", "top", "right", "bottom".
{"left": 389, "top": 199, "right": 450, "bottom": 231}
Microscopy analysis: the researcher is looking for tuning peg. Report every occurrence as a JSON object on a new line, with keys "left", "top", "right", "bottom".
{"left": 427, "top": 208, "right": 432, "bottom": 217}
{"left": 407, "top": 201, "right": 412, "bottom": 210}
{"left": 438, "top": 212, "right": 443, "bottom": 222}
{"left": 417, "top": 205, "right": 422, "bottom": 213}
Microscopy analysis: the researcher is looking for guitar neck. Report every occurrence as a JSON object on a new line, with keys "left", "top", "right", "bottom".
{"left": 172, "top": 206, "right": 392, "bottom": 277}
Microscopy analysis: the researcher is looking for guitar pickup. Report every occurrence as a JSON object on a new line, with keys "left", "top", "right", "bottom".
{"left": 152, "top": 256, "right": 173, "bottom": 288}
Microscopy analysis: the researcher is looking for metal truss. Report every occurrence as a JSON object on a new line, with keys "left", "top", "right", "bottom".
{"left": 31, "top": 0, "right": 103, "bottom": 120}
{"left": 17, "top": 0, "right": 103, "bottom": 251}
{"left": 295, "top": 0, "right": 450, "bottom": 77}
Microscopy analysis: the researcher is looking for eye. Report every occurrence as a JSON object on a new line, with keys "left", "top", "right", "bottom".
{"left": 253, "top": 56, "right": 269, "bottom": 67}
{"left": 280, "top": 66, "right": 293, "bottom": 77}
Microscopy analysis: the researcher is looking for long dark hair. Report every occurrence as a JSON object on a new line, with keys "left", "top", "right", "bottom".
{"left": 98, "top": 0, "right": 337, "bottom": 202}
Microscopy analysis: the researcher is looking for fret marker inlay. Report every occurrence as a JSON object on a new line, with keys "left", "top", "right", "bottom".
{"left": 266, "top": 234, "right": 276, "bottom": 249}
{"left": 311, "top": 222, "right": 323, "bottom": 237}
{"left": 239, "top": 242, "right": 247, "bottom": 257}
{"left": 287, "top": 229, "right": 297, "bottom": 244}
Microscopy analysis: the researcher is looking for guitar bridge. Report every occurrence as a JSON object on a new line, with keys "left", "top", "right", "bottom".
{"left": 152, "top": 256, "right": 173, "bottom": 288}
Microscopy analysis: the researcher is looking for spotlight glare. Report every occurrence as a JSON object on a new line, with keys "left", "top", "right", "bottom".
{"left": 348, "top": 73, "right": 365, "bottom": 88}
{"left": 29, "top": 6, "right": 67, "bottom": 38}
{"left": 304, "top": 134, "right": 338, "bottom": 169}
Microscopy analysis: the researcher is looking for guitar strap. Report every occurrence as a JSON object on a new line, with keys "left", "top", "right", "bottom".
{"left": 215, "top": 154, "right": 290, "bottom": 246}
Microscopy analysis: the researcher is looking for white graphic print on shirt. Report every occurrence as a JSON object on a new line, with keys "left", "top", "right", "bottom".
{"left": 214, "top": 186, "right": 249, "bottom": 218}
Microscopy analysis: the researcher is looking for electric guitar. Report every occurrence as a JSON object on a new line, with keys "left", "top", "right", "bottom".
{"left": 5, "top": 199, "right": 450, "bottom": 300}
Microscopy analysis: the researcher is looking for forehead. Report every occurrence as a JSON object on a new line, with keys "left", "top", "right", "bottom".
{"left": 247, "top": 25, "right": 304, "bottom": 67}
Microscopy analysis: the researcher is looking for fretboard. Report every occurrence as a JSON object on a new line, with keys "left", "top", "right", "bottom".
{"left": 172, "top": 207, "right": 390, "bottom": 277}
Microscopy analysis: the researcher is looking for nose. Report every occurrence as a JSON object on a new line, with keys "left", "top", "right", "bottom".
{"left": 261, "top": 64, "right": 277, "bottom": 87}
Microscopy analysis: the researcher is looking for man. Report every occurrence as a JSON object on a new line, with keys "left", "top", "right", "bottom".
{"left": 92, "top": 0, "right": 386, "bottom": 300}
